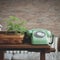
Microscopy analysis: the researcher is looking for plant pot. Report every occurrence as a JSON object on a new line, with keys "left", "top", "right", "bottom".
{"left": 0, "top": 31, "right": 24, "bottom": 44}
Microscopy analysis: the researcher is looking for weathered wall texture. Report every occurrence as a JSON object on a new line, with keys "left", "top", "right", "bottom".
{"left": 0, "top": 0, "right": 60, "bottom": 37}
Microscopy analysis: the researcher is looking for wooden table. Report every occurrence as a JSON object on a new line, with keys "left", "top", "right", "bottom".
{"left": 0, "top": 44, "right": 55, "bottom": 60}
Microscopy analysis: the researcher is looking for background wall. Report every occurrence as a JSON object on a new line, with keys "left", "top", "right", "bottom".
{"left": 0, "top": 0, "right": 60, "bottom": 37}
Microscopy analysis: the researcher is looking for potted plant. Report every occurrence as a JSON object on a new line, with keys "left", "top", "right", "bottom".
{"left": 0, "top": 16, "right": 27, "bottom": 44}
{"left": 7, "top": 16, "right": 27, "bottom": 33}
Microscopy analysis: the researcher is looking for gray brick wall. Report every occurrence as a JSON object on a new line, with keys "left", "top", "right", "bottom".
{"left": 0, "top": 0, "right": 60, "bottom": 37}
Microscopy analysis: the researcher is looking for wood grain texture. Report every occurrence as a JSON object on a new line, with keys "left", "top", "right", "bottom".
{"left": 0, "top": 34, "right": 24, "bottom": 44}
{"left": 58, "top": 37, "right": 60, "bottom": 51}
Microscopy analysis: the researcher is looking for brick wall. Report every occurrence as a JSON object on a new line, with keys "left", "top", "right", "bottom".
{"left": 0, "top": 0, "right": 60, "bottom": 37}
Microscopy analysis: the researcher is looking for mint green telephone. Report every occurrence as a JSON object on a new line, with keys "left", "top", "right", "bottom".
{"left": 27, "top": 29, "right": 54, "bottom": 45}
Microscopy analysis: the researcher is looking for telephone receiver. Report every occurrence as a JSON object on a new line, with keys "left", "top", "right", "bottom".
{"left": 24, "top": 29, "right": 54, "bottom": 45}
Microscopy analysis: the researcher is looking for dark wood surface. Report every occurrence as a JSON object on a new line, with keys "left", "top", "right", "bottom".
{"left": 0, "top": 51, "right": 4, "bottom": 60}
{"left": 40, "top": 52, "right": 45, "bottom": 60}
{"left": 0, "top": 44, "right": 50, "bottom": 52}
{"left": 0, "top": 44, "right": 50, "bottom": 49}
{"left": 58, "top": 37, "right": 60, "bottom": 51}
{"left": 0, "top": 44, "right": 50, "bottom": 60}
{"left": 0, "top": 44, "right": 56, "bottom": 60}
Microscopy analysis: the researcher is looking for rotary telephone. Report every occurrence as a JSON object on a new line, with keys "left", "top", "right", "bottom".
{"left": 24, "top": 29, "right": 54, "bottom": 45}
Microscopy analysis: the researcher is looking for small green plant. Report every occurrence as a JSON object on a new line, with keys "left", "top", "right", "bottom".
{"left": 6, "top": 16, "right": 27, "bottom": 34}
